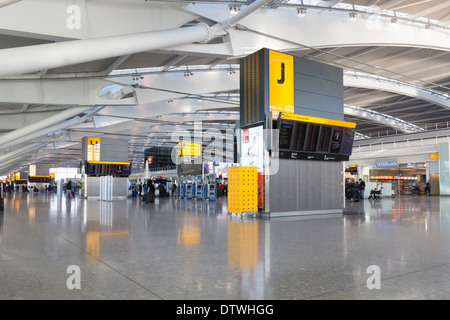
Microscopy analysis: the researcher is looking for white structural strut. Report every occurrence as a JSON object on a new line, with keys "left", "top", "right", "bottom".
{"left": 0, "top": 143, "right": 48, "bottom": 163}
{"left": 0, "top": 0, "right": 272, "bottom": 77}
{"left": 0, "top": 0, "right": 21, "bottom": 8}
{"left": 0, "top": 106, "right": 91, "bottom": 148}
{"left": 0, "top": 25, "right": 210, "bottom": 77}
{"left": 213, "top": 0, "right": 272, "bottom": 31}
{"left": 0, "top": 107, "right": 102, "bottom": 151}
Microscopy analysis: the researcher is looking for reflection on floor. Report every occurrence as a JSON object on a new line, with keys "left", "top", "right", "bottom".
{"left": 1, "top": 192, "right": 449, "bottom": 300}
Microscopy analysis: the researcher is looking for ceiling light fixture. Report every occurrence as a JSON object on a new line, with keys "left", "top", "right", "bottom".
{"left": 297, "top": 8, "right": 306, "bottom": 17}
{"left": 349, "top": 12, "right": 357, "bottom": 20}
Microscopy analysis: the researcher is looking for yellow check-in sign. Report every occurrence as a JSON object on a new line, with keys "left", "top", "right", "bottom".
{"left": 269, "top": 50, "right": 294, "bottom": 118}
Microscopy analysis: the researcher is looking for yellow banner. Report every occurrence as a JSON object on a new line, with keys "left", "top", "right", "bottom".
{"left": 269, "top": 50, "right": 294, "bottom": 118}
{"left": 431, "top": 153, "right": 439, "bottom": 160}
{"left": 279, "top": 112, "right": 356, "bottom": 128}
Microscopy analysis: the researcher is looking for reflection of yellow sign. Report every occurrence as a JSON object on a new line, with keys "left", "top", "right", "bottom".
{"left": 431, "top": 153, "right": 439, "bottom": 160}
{"left": 269, "top": 50, "right": 294, "bottom": 118}
{"left": 228, "top": 220, "right": 258, "bottom": 270}
{"left": 178, "top": 142, "right": 201, "bottom": 157}
{"left": 87, "top": 137, "right": 101, "bottom": 161}
{"left": 280, "top": 112, "right": 356, "bottom": 128}
{"left": 177, "top": 216, "right": 201, "bottom": 246}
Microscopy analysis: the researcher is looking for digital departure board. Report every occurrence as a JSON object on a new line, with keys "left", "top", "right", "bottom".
{"left": 277, "top": 113, "right": 356, "bottom": 161}
{"left": 85, "top": 161, "right": 131, "bottom": 177}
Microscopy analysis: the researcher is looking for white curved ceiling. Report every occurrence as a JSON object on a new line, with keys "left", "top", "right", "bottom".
{"left": 1, "top": 0, "right": 450, "bottom": 174}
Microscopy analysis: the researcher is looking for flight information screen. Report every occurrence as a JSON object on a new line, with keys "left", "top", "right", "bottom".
{"left": 277, "top": 116, "right": 355, "bottom": 161}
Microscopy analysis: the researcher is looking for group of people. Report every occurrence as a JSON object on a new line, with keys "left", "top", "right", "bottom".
{"left": 138, "top": 179, "right": 178, "bottom": 201}
{"left": 357, "top": 179, "right": 432, "bottom": 200}
{"left": 355, "top": 179, "right": 381, "bottom": 200}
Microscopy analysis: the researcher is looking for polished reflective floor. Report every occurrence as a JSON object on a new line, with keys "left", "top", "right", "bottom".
{"left": 1, "top": 191, "right": 450, "bottom": 300}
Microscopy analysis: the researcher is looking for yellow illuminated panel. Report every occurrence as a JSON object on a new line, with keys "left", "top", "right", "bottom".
{"left": 178, "top": 142, "right": 201, "bottom": 157}
{"left": 10, "top": 173, "right": 14, "bottom": 181}
{"left": 87, "top": 137, "right": 101, "bottom": 161}
{"left": 15, "top": 172, "right": 20, "bottom": 180}
{"left": 280, "top": 112, "right": 357, "bottom": 129}
{"left": 431, "top": 153, "right": 439, "bottom": 160}
{"left": 29, "top": 165, "right": 36, "bottom": 176}
{"left": 269, "top": 50, "right": 294, "bottom": 119}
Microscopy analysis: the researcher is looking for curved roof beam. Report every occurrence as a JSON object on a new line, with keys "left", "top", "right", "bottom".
{"left": 186, "top": 3, "right": 450, "bottom": 54}
{"left": 343, "top": 72, "right": 450, "bottom": 111}
{"left": 344, "top": 104, "right": 424, "bottom": 134}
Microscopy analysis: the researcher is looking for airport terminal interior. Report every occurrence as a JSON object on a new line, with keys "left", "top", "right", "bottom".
{"left": 2, "top": 0, "right": 450, "bottom": 300}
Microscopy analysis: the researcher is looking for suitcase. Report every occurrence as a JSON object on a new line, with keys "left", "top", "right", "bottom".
{"left": 142, "top": 192, "right": 155, "bottom": 203}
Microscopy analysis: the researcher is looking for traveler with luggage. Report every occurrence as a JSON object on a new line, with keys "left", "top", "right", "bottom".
{"left": 358, "top": 178, "right": 366, "bottom": 200}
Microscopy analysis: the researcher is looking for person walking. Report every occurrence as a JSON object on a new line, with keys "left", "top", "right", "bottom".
{"left": 358, "top": 178, "right": 366, "bottom": 200}
{"left": 65, "top": 180, "right": 72, "bottom": 198}
{"left": 139, "top": 182, "right": 143, "bottom": 198}
{"left": 171, "top": 182, "right": 177, "bottom": 197}
{"left": 426, "top": 180, "right": 431, "bottom": 196}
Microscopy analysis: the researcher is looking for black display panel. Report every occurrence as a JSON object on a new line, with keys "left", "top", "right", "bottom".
{"left": 279, "top": 121, "right": 294, "bottom": 150}
{"left": 341, "top": 128, "right": 355, "bottom": 156}
{"left": 85, "top": 162, "right": 131, "bottom": 177}
{"left": 277, "top": 117, "right": 355, "bottom": 161}
{"left": 28, "top": 176, "right": 51, "bottom": 183}
{"left": 317, "top": 125, "right": 332, "bottom": 153}
{"left": 330, "top": 127, "right": 344, "bottom": 154}
{"left": 295, "top": 122, "right": 308, "bottom": 151}
{"left": 304, "top": 124, "right": 320, "bottom": 152}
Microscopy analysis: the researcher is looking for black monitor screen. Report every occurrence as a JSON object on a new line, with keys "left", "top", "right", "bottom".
{"left": 304, "top": 124, "right": 320, "bottom": 152}
{"left": 295, "top": 122, "right": 308, "bottom": 151}
{"left": 122, "top": 165, "right": 130, "bottom": 176}
{"left": 330, "top": 127, "right": 344, "bottom": 154}
{"left": 317, "top": 125, "right": 333, "bottom": 153}
{"left": 341, "top": 128, "right": 355, "bottom": 156}
{"left": 279, "top": 121, "right": 294, "bottom": 150}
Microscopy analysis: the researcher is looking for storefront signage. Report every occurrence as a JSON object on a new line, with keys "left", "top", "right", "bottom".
{"left": 375, "top": 159, "right": 398, "bottom": 168}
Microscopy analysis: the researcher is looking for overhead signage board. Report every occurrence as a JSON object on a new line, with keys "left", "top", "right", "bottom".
{"left": 178, "top": 142, "right": 201, "bottom": 157}
{"left": 269, "top": 50, "right": 294, "bottom": 118}
{"left": 431, "top": 153, "right": 439, "bottom": 160}
{"left": 87, "top": 137, "right": 101, "bottom": 161}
